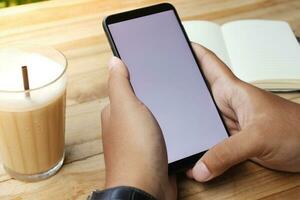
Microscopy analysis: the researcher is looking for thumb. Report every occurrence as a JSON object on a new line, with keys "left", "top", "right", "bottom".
{"left": 107, "top": 56, "right": 137, "bottom": 109}
{"left": 191, "top": 130, "right": 262, "bottom": 182}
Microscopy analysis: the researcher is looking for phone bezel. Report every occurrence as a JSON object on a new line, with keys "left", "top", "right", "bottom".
{"left": 102, "top": 3, "right": 230, "bottom": 173}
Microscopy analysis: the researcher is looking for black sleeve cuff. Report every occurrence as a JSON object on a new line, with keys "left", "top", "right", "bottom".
{"left": 87, "top": 186, "right": 157, "bottom": 200}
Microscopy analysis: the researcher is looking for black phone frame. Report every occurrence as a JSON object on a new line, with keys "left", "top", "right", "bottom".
{"left": 102, "top": 2, "right": 230, "bottom": 173}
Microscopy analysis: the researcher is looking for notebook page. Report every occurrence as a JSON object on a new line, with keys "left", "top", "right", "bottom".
{"left": 221, "top": 20, "right": 300, "bottom": 83}
{"left": 183, "top": 21, "right": 231, "bottom": 66}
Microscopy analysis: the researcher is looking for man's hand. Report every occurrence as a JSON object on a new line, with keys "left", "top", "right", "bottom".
{"left": 187, "top": 43, "right": 300, "bottom": 182}
{"left": 101, "top": 57, "right": 176, "bottom": 200}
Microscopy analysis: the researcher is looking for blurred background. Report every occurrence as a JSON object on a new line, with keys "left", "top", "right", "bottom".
{"left": 0, "top": 0, "right": 47, "bottom": 8}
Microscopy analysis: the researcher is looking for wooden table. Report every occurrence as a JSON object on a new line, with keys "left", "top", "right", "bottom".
{"left": 0, "top": 0, "right": 300, "bottom": 199}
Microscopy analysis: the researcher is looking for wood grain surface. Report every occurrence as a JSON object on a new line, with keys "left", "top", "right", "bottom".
{"left": 0, "top": 0, "right": 300, "bottom": 199}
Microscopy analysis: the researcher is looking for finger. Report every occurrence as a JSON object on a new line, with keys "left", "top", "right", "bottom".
{"left": 166, "top": 175, "right": 177, "bottom": 200}
{"left": 168, "top": 175, "right": 177, "bottom": 188}
{"left": 107, "top": 56, "right": 138, "bottom": 109}
{"left": 101, "top": 105, "right": 110, "bottom": 135}
{"left": 186, "top": 169, "right": 193, "bottom": 179}
{"left": 191, "top": 43, "right": 237, "bottom": 88}
{"left": 191, "top": 130, "right": 262, "bottom": 182}
{"left": 222, "top": 115, "right": 240, "bottom": 135}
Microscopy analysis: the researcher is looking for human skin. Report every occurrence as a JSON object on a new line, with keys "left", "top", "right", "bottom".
{"left": 101, "top": 56, "right": 176, "bottom": 200}
{"left": 186, "top": 44, "right": 300, "bottom": 182}
{"left": 101, "top": 43, "right": 300, "bottom": 199}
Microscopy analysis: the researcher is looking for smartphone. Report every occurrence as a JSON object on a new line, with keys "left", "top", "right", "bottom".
{"left": 103, "top": 3, "right": 229, "bottom": 172}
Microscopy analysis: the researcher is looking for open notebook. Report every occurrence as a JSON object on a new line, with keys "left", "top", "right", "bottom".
{"left": 183, "top": 20, "right": 300, "bottom": 91}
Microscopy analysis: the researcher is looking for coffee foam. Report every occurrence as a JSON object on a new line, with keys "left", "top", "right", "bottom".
{"left": 0, "top": 49, "right": 67, "bottom": 112}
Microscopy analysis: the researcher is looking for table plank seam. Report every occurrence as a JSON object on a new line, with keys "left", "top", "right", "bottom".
{"left": 0, "top": 177, "right": 12, "bottom": 183}
{"left": 257, "top": 184, "right": 300, "bottom": 200}
{"left": 65, "top": 152, "right": 103, "bottom": 165}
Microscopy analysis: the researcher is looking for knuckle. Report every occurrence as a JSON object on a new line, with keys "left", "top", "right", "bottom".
{"left": 201, "top": 50, "right": 218, "bottom": 67}
{"left": 208, "top": 50, "right": 217, "bottom": 57}
{"left": 211, "top": 144, "right": 231, "bottom": 167}
{"left": 206, "top": 142, "right": 232, "bottom": 175}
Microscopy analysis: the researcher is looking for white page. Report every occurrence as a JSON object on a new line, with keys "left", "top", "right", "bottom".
{"left": 221, "top": 20, "right": 300, "bottom": 83}
{"left": 183, "top": 21, "right": 231, "bottom": 66}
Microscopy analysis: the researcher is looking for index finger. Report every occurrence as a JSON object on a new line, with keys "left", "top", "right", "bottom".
{"left": 192, "top": 43, "right": 237, "bottom": 88}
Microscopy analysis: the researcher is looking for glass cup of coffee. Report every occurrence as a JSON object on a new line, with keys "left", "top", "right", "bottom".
{"left": 0, "top": 45, "right": 67, "bottom": 182}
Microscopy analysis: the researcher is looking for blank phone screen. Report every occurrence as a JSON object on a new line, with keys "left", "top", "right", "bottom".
{"left": 108, "top": 10, "right": 228, "bottom": 163}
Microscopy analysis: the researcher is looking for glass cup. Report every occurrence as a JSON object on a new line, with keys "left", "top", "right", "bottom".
{"left": 0, "top": 45, "right": 67, "bottom": 182}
